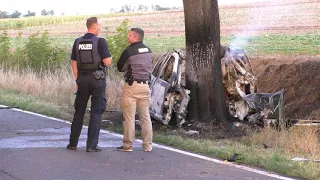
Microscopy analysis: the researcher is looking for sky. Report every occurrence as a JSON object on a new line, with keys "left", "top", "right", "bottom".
{"left": 2, "top": 0, "right": 268, "bottom": 16}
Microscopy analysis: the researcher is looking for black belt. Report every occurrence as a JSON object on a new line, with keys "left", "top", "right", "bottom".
{"left": 125, "top": 80, "right": 148, "bottom": 84}
{"left": 79, "top": 69, "right": 98, "bottom": 76}
{"left": 79, "top": 71, "right": 95, "bottom": 76}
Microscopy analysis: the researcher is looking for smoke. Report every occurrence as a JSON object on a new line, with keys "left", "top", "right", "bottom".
{"left": 228, "top": 0, "right": 294, "bottom": 49}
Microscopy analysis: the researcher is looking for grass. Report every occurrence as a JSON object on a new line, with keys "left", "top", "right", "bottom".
{"left": 0, "top": 65, "right": 123, "bottom": 110}
{"left": 1, "top": 84, "right": 320, "bottom": 179}
{"left": 7, "top": 32, "right": 320, "bottom": 57}
{"left": 144, "top": 33, "right": 320, "bottom": 55}
{"left": 0, "top": 89, "right": 71, "bottom": 119}
{"left": 146, "top": 33, "right": 320, "bottom": 59}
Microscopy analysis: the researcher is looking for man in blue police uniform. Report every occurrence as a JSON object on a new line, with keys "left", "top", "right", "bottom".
{"left": 67, "top": 17, "right": 112, "bottom": 152}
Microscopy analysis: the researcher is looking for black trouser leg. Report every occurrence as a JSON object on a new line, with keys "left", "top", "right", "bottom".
{"left": 87, "top": 80, "right": 106, "bottom": 148}
{"left": 69, "top": 77, "right": 90, "bottom": 146}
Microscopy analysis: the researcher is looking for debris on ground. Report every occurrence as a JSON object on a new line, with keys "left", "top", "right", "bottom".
{"left": 226, "top": 153, "right": 244, "bottom": 162}
{"left": 291, "top": 157, "right": 320, "bottom": 163}
{"left": 0, "top": 106, "right": 19, "bottom": 109}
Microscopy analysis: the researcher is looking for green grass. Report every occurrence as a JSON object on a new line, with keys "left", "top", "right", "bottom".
{"left": 144, "top": 33, "right": 320, "bottom": 55}
{"left": 145, "top": 36, "right": 186, "bottom": 52}
{"left": 11, "top": 32, "right": 320, "bottom": 56}
{"left": 0, "top": 89, "right": 72, "bottom": 120}
{"left": 244, "top": 33, "right": 320, "bottom": 55}
{"left": 1, "top": 88, "right": 320, "bottom": 179}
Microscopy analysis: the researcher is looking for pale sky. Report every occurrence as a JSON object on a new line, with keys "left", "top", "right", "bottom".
{"left": 2, "top": 0, "right": 268, "bottom": 16}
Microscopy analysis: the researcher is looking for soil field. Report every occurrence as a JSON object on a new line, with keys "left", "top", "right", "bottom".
{"left": 251, "top": 56, "right": 320, "bottom": 120}
{"left": 5, "top": 0, "right": 319, "bottom": 37}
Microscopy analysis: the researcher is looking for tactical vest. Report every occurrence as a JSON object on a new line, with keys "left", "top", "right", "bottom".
{"left": 75, "top": 36, "right": 101, "bottom": 70}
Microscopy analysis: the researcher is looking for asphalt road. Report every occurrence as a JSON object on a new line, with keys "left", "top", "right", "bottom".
{"left": 0, "top": 107, "right": 297, "bottom": 180}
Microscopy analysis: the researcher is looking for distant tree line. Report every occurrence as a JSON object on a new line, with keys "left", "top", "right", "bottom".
{"left": 0, "top": 4, "right": 179, "bottom": 19}
{"left": 117, "top": 4, "right": 180, "bottom": 13}
{"left": 0, "top": 9, "right": 55, "bottom": 19}
{"left": 40, "top": 9, "right": 55, "bottom": 16}
{"left": 0, "top": 10, "right": 23, "bottom": 18}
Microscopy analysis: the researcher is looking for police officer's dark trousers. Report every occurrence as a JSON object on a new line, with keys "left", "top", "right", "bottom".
{"left": 69, "top": 74, "right": 106, "bottom": 148}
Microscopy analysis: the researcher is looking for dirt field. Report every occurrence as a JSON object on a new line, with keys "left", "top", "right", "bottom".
{"left": 251, "top": 56, "right": 320, "bottom": 120}
{"left": 6, "top": 0, "right": 319, "bottom": 37}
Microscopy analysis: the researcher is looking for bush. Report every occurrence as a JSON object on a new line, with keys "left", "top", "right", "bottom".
{"left": 23, "top": 31, "right": 68, "bottom": 72}
{"left": 0, "top": 30, "right": 69, "bottom": 72}
{"left": 0, "top": 31, "right": 11, "bottom": 64}
{"left": 106, "top": 19, "right": 130, "bottom": 64}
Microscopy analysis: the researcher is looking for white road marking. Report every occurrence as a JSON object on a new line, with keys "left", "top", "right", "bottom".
{"left": 0, "top": 105, "right": 295, "bottom": 180}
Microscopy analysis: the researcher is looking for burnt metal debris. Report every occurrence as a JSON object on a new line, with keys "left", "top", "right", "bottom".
{"left": 149, "top": 49, "right": 190, "bottom": 126}
{"left": 221, "top": 46, "right": 284, "bottom": 126}
{"left": 149, "top": 47, "right": 284, "bottom": 127}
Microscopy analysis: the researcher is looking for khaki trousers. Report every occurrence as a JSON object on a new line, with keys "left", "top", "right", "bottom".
{"left": 121, "top": 81, "right": 153, "bottom": 151}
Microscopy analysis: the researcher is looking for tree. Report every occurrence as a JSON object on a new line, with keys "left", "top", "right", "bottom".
{"left": 154, "top": 5, "right": 171, "bottom": 11}
{"left": 143, "top": 5, "right": 149, "bottom": 11}
{"left": 121, "top": 5, "right": 132, "bottom": 12}
{"left": 136, "top": 4, "right": 149, "bottom": 11}
{"left": 24, "top": 10, "right": 36, "bottom": 17}
{"left": 41, "top": 9, "right": 49, "bottom": 16}
{"left": 137, "top": 4, "right": 144, "bottom": 11}
{"left": 11, "top": 10, "right": 21, "bottom": 18}
{"left": 183, "top": 0, "right": 229, "bottom": 124}
{"left": 0, "top": 11, "right": 9, "bottom": 19}
{"left": 49, "top": 10, "right": 54, "bottom": 16}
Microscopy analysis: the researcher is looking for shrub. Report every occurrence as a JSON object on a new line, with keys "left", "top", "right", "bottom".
{"left": 106, "top": 19, "right": 130, "bottom": 64}
{"left": 23, "top": 31, "right": 68, "bottom": 72}
{"left": 12, "top": 32, "right": 28, "bottom": 68}
{"left": 0, "top": 31, "right": 11, "bottom": 64}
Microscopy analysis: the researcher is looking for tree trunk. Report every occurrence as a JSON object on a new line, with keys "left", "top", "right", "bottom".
{"left": 183, "top": 0, "right": 229, "bottom": 123}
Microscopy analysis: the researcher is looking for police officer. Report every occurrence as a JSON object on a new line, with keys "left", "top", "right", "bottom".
{"left": 67, "top": 17, "right": 112, "bottom": 152}
{"left": 116, "top": 28, "right": 153, "bottom": 152}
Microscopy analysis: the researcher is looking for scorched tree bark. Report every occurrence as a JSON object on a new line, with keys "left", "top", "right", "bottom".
{"left": 183, "top": 0, "right": 229, "bottom": 124}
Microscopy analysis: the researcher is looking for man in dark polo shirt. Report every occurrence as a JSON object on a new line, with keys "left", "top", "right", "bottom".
{"left": 116, "top": 28, "right": 153, "bottom": 152}
{"left": 67, "top": 17, "right": 112, "bottom": 152}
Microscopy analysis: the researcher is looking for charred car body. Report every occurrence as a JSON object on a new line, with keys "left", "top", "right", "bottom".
{"left": 149, "top": 47, "right": 284, "bottom": 126}
{"left": 221, "top": 46, "right": 284, "bottom": 126}
{"left": 149, "top": 50, "right": 190, "bottom": 126}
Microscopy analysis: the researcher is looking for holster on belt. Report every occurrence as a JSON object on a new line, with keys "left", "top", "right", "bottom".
{"left": 127, "top": 75, "right": 134, "bottom": 86}
{"left": 93, "top": 64, "right": 108, "bottom": 80}
{"left": 93, "top": 70, "right": 105, "bottom": 80}
{"left": 126, "top": 65, "right": 134, "bottom": 86}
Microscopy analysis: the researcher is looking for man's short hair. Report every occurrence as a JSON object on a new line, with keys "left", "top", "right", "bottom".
{"left": 131, "top": 28, "right": 144, "bottom": 41}
{"left": 86, "top": 17, "right": 98, "bottom": 29}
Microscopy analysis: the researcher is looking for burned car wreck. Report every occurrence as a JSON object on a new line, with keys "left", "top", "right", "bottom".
{"left": 221, "top": 46, "right": 284, "bottom": 126}
{"left": 149, "top": 47, "right": 284, "bottom": 127}
{"left": 149, "top": 50, "right": 190, "bottom": 126}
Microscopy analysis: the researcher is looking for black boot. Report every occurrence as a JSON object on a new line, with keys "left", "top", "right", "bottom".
{"left": 86, "top": 146, "right": 102, "bottom": 152}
